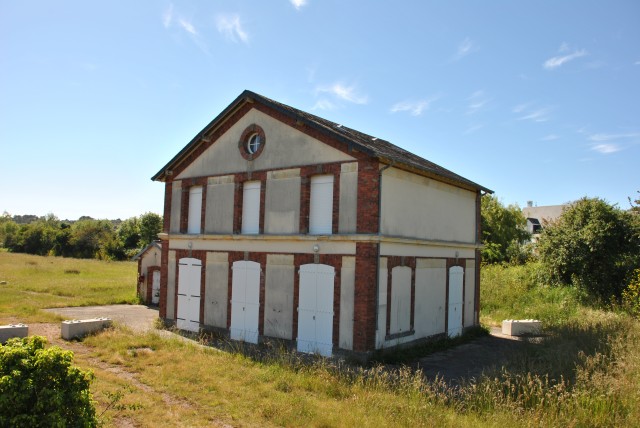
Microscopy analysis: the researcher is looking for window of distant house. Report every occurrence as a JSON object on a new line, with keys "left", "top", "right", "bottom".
{"left": 241, "top": 181, "right": 261, "bottom": 234}
{"left": 187, "top": 186, "right": 203, "bottom": 234}
{"left": 239, "top": 124, "right": 266, "bottom": 159}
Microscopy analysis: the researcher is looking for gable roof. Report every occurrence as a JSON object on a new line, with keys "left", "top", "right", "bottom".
{"left": 131, "top": 241, "right": 162, "bottom": 261}
{"left": 152, "top": 90, "right": 492, "bottom": 193}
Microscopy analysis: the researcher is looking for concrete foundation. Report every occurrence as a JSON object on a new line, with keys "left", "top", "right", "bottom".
{"left": 0, "top": 324, "right": 29, "bottom": 343}
{"left": 61, "top": 318, "right": 112, "bottom": 340}
{"left": 502, "top": 319, "right": 542, "bottom": 336}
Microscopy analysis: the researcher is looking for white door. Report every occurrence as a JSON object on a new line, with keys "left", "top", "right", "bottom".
{"left": 187, "top": 186, "right": 203, "bottom": 234}
{"left": 230, "top": 261, "right": 260, "bottom": 344}
{"left": 297, "top": 264, "right": 335, "bottom": 357}
{"left": 151, "top": 270, "right": 160, "bottom": 305}
{"left": 447, "top": 266, "right": 464, "bottom": 338}
{"left": 241, "top": 181, "right": 261, "bottom": 234}
{"left": 309, "top": 175, "right": 334, "bottom": 234}
{"left": 177, "top": 258, "right": 202, "bottom": 332}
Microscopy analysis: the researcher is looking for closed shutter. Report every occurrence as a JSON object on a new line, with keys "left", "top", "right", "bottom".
{"left": 241, "top": 181, "right": 261, "bottom": 234}
{"left": 309, "top": 175, "right": 333, "bottom": 234}
{"left": 187, "top": 186, "right": 203, "bottom": 234}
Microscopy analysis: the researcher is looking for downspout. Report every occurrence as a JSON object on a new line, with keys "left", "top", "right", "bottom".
{"left": 374, "top": 161, "right": 394, "bottom": 343}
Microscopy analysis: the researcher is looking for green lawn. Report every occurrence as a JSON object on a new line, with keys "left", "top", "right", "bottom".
{"left": 0, "top": 251, "right": 137, "bottom": 323}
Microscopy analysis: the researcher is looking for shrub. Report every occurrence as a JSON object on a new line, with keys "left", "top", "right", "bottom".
{"left": 622, "top": 269, "right": 640, "bottom": 317}
{"left": 0, "top": 336, "right": 97, "bottom": 427}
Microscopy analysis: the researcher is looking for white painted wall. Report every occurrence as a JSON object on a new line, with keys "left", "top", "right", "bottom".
{"left": 339, "top": 256, "right": 355, "bottom": 350}
{"left": 176, "top": 109, "right": 355, "bottom": 179}
{"left": 264, "top": 254, "right": 294, "bottom": 339}
{"left": 205, "top": 176, "right": 235, "bottom": 234}
{"left": 204, "top": 252, "right": 229, "bottom": 328}
{"left": 380, "top": 167, "right": 476, "bottom": 243}
{"left": 414, "top": 259, "right": 446, "bottom": 338}
{"left": 170, "top": 181, "right": 182, "bottom": 233}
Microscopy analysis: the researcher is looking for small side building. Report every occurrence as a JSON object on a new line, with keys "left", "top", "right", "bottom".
{"left": 132, "top": 241, "right": 162, "bottom": 305}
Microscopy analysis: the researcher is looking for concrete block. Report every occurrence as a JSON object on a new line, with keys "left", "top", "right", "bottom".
{"left": 61, "top": 318, "right": 112, "bottom": 340}
{"left": 0, "top": 324, "right": 29, "bottom": 343}
{"left": 502, "top": 319, "right": 542, "bottom": 336}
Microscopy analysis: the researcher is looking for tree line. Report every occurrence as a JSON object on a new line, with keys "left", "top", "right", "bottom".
{"left": 481, "top": 193, "right": 640, "bottom": 303}
{"left": 0, "top": 212, "right": 162, "bottom": 261}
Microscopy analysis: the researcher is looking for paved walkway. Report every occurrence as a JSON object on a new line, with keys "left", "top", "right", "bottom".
{"left": 43, "top": 304, "right": 158, "bottom": 332}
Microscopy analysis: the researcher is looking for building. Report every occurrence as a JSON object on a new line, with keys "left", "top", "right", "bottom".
{"left": 522, "top": 202, "right": 568, "bottom": 239}
{"left": 132, "top": 241, "right": 162, "bottom": 305}
{"left": 151, "top": 90, "right": 492, "bottom": 357}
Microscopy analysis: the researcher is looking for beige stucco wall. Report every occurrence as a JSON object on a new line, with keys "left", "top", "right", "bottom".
{"left": 205, "top": 176, "right": 235, "bottom": 234}
{"left": 376, "top": 257, "right": 388, "bottom": 348}
{"left": 166, "top": 250, "right": 177, "bottom": 320}
{"left": 264, "top": 254, "right": 294, "bottom": 339}
{"left": 170, "top": 181, "right": 182, "bottom": 233}
{"left": 169, "top": 237, "right": 355, "bottom": 255}
{"left": 338, "top": 162, "right": 358, "bottom": 233}
{"left": 204, "top": 252, "right": 229, "bottom": 328}
{"left": 464, "top": 260, "right": 476, "bottom": 327}
{"left": 380, "top": 167, "right": 476, "bottom": 243}
{"left": 339, "top": 256, "right": 355, "bottom": 350}
{"left": 176, "top": 109, "right": 355, "bottom": 180}
{"left": 414, "top": 259, "right": 446, "bottom": 338}
{"left": 265, "top": 169, "right": 301, "bottom": 234}
{"left": 380, "top": 242, "right": 475, "bottom": 259}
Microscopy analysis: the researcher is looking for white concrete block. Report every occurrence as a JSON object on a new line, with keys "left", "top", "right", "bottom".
{"left": 61, "top": 318, "right": 112, "bottom": 340}
{"left": 0, "top": 324, "right": 29, "bottom": 343}
{"left": 502, "top": 319, "right": 542, "bottom": 336}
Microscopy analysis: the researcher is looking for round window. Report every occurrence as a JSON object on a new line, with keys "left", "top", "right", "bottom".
{"left": 239, "top": 124, "right": 266, "bottom": 159}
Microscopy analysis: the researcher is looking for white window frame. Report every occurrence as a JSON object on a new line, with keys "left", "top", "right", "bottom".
{"left": 247, "top": 134, "right": 261, "bottom": 154}
{"left": 241, "top": 181, "right": 261, "bottom": 234}
{"left": 187, "top": 186, "right": 203, "bottom": 234}
{"left": 309, "top": 175, "right": 334, "bottom": 235}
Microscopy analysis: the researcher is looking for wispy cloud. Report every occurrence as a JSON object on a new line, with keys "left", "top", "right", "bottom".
{"left": 163, "top": 4, "right": 174, "bottom": 28}
{"left": 588, "top": 132, "right": 640, "bottom": 142}
{"left": 317, "top": 83, "right": 368, "bottom": 105}
{"left": 464, "top": 123, "right": 484, "bottom": 134}
{"left": 591, "top": 143, "right": 621, "bottom": 154}
{"left": 541, "top": 134, "right": 559, "bottom": 141}
{"left": 514, "top": 102, "right": 552, "bottom": 122}
{"left": 635, "top": 60, "right": 640, "bottom": 66}
{"left": 290, "top": 0, "right": 308, "bottom": 10}
{"left": 467, "top": 90, "right": 490, "bottom": 114}
{"left": 216, "top": 14, "right": 249, "bottom": 44}
{"left": 543, "top": 44, "right": 588, "bottom": 70}
{"left": 178, "top": 18, "right": 197, "bottom": 35}
{"left": 312, "top": 99, "right": 336, "bottom": 111}
{"left": 453, "top": 37, "right": 477, "bottom": 60}
{"left": 390, "top": 96, "right": 439, "bottom": 116}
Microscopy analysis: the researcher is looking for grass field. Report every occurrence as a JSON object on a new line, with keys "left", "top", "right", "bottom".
{"left": 0, "top": 251, "right": 137, "bottom": 323}
{"left": 1, "top": 252, "right": 639, "bottom": 427}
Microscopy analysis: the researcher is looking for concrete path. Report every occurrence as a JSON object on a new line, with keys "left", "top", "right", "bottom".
{"left": 44, "top": 305, "right": 158, "bottom": 332}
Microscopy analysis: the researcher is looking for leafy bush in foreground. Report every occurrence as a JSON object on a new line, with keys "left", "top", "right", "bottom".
{"left": 0, "top": 336, "right": 97, "bottom": 427}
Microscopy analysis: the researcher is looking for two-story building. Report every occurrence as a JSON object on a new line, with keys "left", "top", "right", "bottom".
{"left": 152, "top": 90, "right": 492, "bottom": 357}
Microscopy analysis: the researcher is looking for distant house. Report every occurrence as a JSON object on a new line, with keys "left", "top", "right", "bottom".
{"left": 522, "top": 202, "right": 569, "bottom": 237}
{"left": 151, "top": 90, "right": 492, "bottom": 357}
{"left": 132, "top": 241, "right": 162, "bottom": 305}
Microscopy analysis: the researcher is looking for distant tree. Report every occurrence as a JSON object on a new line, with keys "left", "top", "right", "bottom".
{"left": 481, "top": 195, "right": 530, "bottom": 264}
{"left": 117, "top": 217, "right": 141, "bottom": 250}
{"left": 139, "top": 212, "right": 163, "bottom": 247}
{"left": 69, "top": 219, "right": 114, "bottom": 259}
{"left": 0, "top": 213, "right": 18, "bottom": 248}
{"left": 537, "top": 197, "right": 640, "bottom": 300}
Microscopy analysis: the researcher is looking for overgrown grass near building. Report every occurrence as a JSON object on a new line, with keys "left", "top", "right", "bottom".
{"left": 0, "top": 251, "right": 137, "bottom": 323}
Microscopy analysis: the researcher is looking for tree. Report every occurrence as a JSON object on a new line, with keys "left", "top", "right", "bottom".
{"left": 0, "top": 336, "right": 97, "bottom": 427}
{"left": 481, "top": 195, "right": 530, "bottom": 264}
{"left": 537, "top": 197, "right": 640, "bottom": 299}
{"left": 139, "top": 212, "right": 163, "bottom": 247}
{"left": 117, "top": 217, "right": 141, "bottom": 250}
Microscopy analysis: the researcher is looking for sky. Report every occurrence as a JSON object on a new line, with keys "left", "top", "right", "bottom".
{"left": 1, "top": 1, "right": 639, "bottom": 220}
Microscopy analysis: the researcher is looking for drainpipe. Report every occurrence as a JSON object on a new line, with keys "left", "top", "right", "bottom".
{"left": 374, "top": 161, "right": 394, "bottom": 342}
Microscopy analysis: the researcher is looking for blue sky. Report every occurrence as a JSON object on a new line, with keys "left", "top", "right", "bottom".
{"left": 1, "top": 1, "right": 638, "bottom": 220}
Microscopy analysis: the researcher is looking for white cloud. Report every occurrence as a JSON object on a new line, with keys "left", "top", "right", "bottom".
{"left": 453, "top": 37, "right": 477, "bottom": 60}
{"left": 467, "top": 90, "right": 490, "bottom": 114}
{"left": 163, "top": 4, "right": 174, "bottom": 28}
{"left": 591, "top": 143, "right": 621, "bottom": 154}
{"left": 290, "top": 0, "right": 308, "bottom": 10}
{"left": 635, "top": 60, "right": 640, "bottom": 65}
{"left": 512, "top": 103, "right": 530, "bottom": 114}
{"left": 541, "top": 134, "right": 559, "bottom": 141}
{"left": 518, "top": 107, "right": 551, "bottom": 122}
{"left": 312, "top": 99, "right": 336, "bottom": 110}
{"left": 390, "top": 96, "right": 439, "bottom": 116}
{"left": 178, "top": 18, "right": 197, "bottom": 35}
{"left": 216, "top": 14, "right": 249, "bottom": 44}
{"left": 588, "top": 132, "right": 640, "bottom": 142}
{"left": 317, "top": 83, "right": 368, "bottom": 104}
{"left": 543, "top": 45, "right": 588, "bottom": 70}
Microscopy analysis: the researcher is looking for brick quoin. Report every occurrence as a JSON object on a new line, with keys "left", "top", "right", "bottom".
{"left": 356, "top": 159, "right": 380, "bottom": 234}
{"left": 353, "top": 242, "right": 378, "bottom": 352}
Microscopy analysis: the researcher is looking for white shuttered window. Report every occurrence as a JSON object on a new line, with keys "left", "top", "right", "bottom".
{"left": 309, "top": 175, "right": 334, "bottom": 235}
{"left": 242, "top": 181, "right": 261, "bottom": 234}
{"left": 187, "top": 186, "right": 203, "bottom": 234}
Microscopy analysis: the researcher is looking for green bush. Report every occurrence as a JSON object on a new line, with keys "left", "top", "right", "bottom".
{"left": 0, "top": 336, "right": 97, "bottom": 427}
{"left": 622, "top": 269, "right": 640, "bottom": 317}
